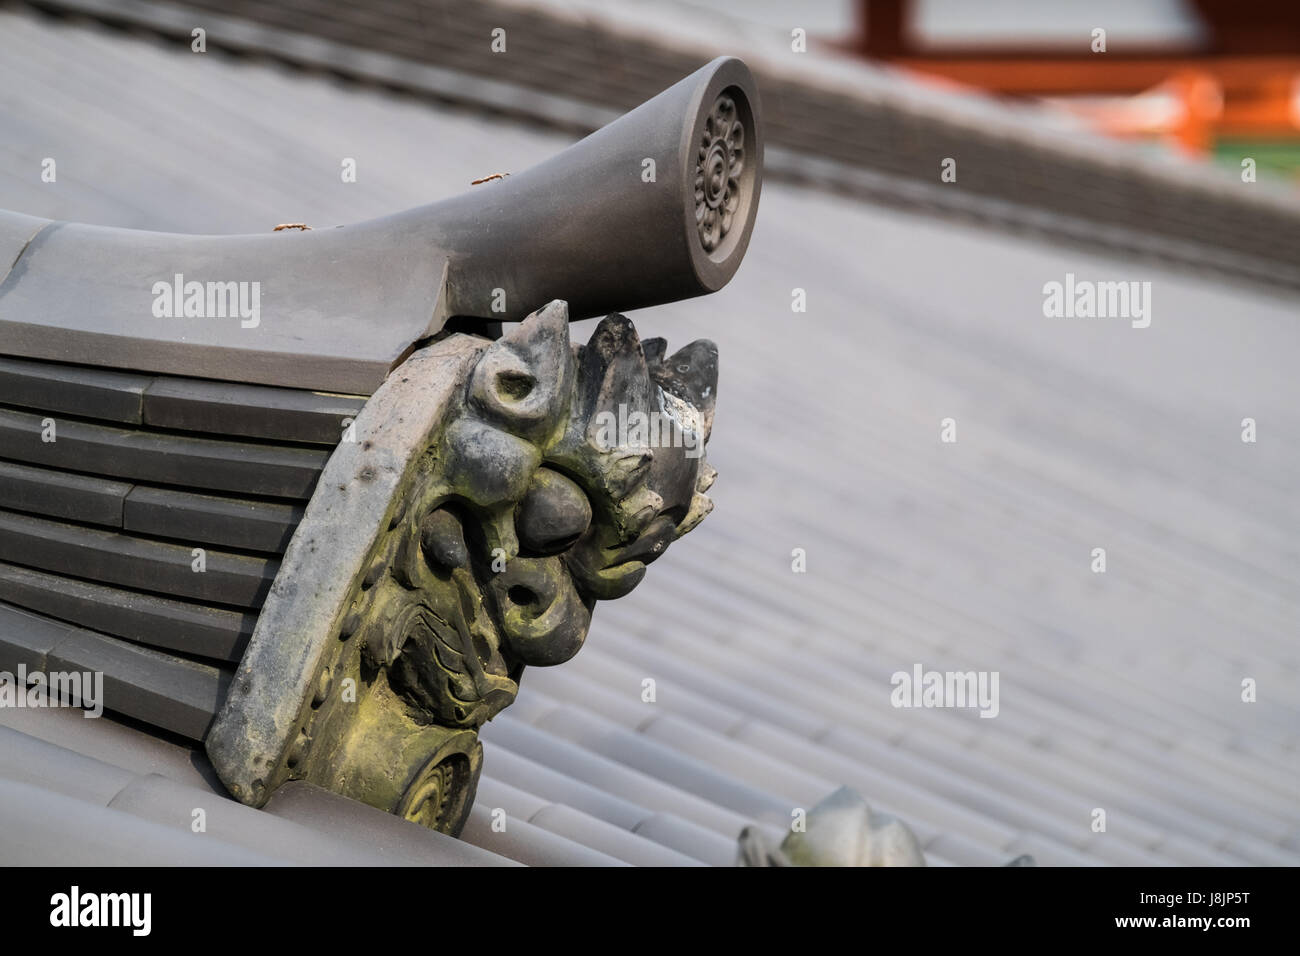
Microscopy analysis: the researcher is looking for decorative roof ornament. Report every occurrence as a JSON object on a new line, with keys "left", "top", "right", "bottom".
{"left": 0, "top": 55, "right": 761, "bottom": 837}
{"left": 738, "top": 787, "right": 929, "bottom": 867}
{"left": 738, "top": 786, "right": 1037, "bottom": 867}
{"left": 207, "top": 302, "right": 720, "bottom": 834}
{"left": 198, "top": 50, "right": 758, "bottom": 830}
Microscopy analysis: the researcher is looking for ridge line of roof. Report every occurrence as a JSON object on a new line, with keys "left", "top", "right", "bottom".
{"left": 19, "top": 0, "right": 1298, "bottom": 294}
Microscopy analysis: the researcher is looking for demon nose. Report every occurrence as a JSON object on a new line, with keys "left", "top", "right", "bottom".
{"left": 516, "top": 467, "right": 592, "bottom": 555}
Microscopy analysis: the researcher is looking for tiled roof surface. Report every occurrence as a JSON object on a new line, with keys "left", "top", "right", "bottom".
{"left": 1, "top": 6, "right": 1297, "bottom": 866}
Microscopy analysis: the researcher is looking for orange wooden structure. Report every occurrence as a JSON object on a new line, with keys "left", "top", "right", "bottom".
{"left": 849, "top": 0, "right": 1300, "bottom": 155}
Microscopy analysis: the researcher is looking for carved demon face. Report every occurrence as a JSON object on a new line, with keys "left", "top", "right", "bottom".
{"left": 365, "top": 302, "right": 717, "bottom": 729}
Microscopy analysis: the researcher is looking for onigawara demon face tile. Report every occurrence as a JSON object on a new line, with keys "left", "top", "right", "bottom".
{"left": 365, "top": 301, "right": 718, "bottom": 729}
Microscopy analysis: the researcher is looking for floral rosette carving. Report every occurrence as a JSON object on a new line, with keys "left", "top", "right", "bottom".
{"left": 695, "top": 93, "right": 745, "bottom": 252}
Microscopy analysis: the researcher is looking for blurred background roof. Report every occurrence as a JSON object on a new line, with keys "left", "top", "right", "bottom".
{"left": 0, "top": 0, "right": 1297, "bottom": 866}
